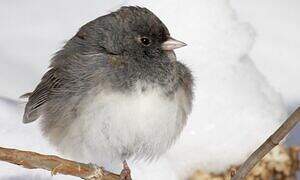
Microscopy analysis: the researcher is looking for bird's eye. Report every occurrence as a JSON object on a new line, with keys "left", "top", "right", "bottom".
{"left": 140, "top": 37, "right": 151, "bottom": 46}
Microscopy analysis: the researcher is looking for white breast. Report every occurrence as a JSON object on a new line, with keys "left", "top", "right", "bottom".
{"left": 57, "top": 83, "right": 189, "bottom": 171}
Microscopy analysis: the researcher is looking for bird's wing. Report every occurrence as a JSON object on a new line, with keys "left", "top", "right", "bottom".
{"left": 23, "top": 68, "right": 63, "bottom": 123}
{"left": 23, "top": 53, "right": 109, "bottom": 123}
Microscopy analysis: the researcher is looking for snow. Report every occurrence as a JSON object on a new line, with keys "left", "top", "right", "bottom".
{"left": 230, "top": 0, "right": 300, "bottom": 110}
{"left": 0, "top": 0, "right": 298, "bottom": 179}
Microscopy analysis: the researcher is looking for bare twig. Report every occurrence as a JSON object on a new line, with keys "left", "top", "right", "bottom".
{"left": 0, "top": 147, "right": 120, "bottom": 180}
{"left": 232, "top": 107, "right": 300, "bottom": 180}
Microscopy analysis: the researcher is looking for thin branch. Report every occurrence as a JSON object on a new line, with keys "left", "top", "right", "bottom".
{"left": 0, "top": 147, "right": 120, "bottom": 180}
{"left": 232, "top": 107, "right": 300, "bottom": 180}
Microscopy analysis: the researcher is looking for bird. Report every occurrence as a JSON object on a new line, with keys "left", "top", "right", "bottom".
{"left": 22, "top": 6, "right": 193, "bottom": 179}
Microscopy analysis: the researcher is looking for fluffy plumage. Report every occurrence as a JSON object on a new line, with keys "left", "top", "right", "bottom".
{"left": 23, "top": 6, "right": 193, "bottom": 172}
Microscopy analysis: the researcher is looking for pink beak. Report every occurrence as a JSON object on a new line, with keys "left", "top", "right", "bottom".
{"left": 161, "top": 37, "right": 187, "bottom": 50}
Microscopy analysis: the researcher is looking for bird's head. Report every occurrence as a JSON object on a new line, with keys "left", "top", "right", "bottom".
{"left": 68, "top": 6, "right": 186, "bottom": 62}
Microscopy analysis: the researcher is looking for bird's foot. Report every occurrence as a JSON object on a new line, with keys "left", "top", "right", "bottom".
{"left": 120, "top": 160, "right": 132, "bottom": 180}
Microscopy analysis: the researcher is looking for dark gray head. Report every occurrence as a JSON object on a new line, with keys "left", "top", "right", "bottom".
{"left": 65, "top": 6, "right": 186, "bottom": 61}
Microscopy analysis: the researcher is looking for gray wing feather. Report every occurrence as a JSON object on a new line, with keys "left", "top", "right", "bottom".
{"left": 23, "top": 53, "right": 108, "bottom": 123}
{"left": 23, "top": 68, "right": 62, "bottom": 123}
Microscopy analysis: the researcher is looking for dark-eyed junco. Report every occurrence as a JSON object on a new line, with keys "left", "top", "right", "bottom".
{"left": 23, "top": 6, "right": 193, "bottom": 179}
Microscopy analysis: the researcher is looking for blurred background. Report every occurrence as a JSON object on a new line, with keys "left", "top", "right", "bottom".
{"left": 0, "top": 0, "right": 299, "bottom": 179}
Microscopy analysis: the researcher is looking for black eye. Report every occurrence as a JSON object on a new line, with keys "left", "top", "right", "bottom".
{"left": 140, "top": 37, "right": 151, "bottom": 46}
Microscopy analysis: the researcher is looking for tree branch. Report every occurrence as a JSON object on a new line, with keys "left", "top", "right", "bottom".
{"left": 0, "top": 147, "right": 120, "bottom": 180}
{"left": 232, "top": 107, "right": 300, "bottom": 180}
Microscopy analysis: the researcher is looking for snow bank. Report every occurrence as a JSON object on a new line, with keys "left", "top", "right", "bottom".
{"left": 230, "top": 0, "right": 300, "bottom": 110}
